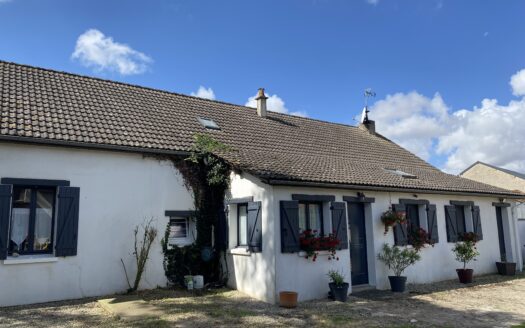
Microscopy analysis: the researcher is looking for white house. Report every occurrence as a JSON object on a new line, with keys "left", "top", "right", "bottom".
{"left": 0, "top": 61, "right": 522, "bottom": 306}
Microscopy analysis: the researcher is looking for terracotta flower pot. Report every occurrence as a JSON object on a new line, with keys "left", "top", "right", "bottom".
{"left": 279, "top": 291, "right": 298, "bottom": 308}
{"left": 456, "top": 269, "right": 473, "bottom": 284}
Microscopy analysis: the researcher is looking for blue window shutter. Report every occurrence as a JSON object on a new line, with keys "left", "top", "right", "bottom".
{"left": 330, "top": 202, "right": 348, "bottom": 250}
{"left": 445, "top": 205, "right": 458, "bottom": 242}
{"left": 247, "top": 201, "right": 262, "bottom": 252}
{"left": 472, "top": 206, "right": 483, "bottom": 240}
{"left": 0, "top": 185, "right": 12, "bottom": 260}
{"left": 55, "top": 186, "right": 80, "bottom": 257}
{"left": 280, "top": 200, "right": 300, "bottom": 253}
{"left": 427, "top": 204, "right": 439, "bottom": 243}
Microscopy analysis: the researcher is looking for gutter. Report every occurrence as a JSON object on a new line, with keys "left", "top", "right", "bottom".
{"left": 264, "top": 178, "right": 525, "bottom": 199}
{"left": 0, "top": 135, "right": 190, "bottom": 157}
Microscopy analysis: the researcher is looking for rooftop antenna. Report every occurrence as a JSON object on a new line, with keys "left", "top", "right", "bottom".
{"left": 361, "top": 88, "right": 376, "bottom": 124}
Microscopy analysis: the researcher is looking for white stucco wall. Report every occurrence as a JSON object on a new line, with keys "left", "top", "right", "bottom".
{"left": 270, "top": 185, "right": 521, "bottom": 296}
{"left": 225, "top": 172, "right": 276, "bottom": 303}
{"left": 0, "top": 142, "right": 194, "bottom": 306}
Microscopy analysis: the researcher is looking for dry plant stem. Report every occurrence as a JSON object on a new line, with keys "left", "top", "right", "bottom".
{"left": 131, "top": 218, "right": 158, "bottom": 292}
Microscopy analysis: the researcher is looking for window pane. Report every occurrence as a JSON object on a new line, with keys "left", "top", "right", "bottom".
{"left": 170, "top": 218, "right": 188, "bottom": 238}
{"left": 309, "top": 204, "right": 322, "bottom": 235}
{"left": 238, "top": 205, "right": 248, "bottom": 245}
{"left": 456, "top": 206, "right": 466, "bottom": 234}
{"left": 298, "top": 203, "right": 307, "bottom": 232}
{"left": 406, "top": 204, "right": 420, "bottom": 232}
{"left": 34, "top": 189, "right": 54, "bottom": 251}
{"left": 10, "top": 188, "right": 31, "bottom": 253}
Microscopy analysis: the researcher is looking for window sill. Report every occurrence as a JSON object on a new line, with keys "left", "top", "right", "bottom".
{"left": 297, "top": 250, "right": 338, "bottom": 257}
{"left": 3, "top": 255, "right": 58, "bottom": 265}
{"left": 228, "top": 247, "right": 251, "bottom": 256}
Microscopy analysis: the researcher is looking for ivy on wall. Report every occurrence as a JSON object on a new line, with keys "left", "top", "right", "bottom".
{"left": 162, "top": 134, "right": 232, "bottom": 286}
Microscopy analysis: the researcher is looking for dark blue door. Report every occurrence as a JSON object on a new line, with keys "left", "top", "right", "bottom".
{"left": 348, "top": 203, "right": 369, "bottom": 285}
{"left": 496, "top": 207, "right": 506, "bottom": 261}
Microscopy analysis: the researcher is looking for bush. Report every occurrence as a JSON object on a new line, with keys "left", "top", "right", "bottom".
{"left": 377, "top": 243, "right": 421, "bottom": 276}
{"left": 452, "top": 240, "right": 479, "bottom": 269}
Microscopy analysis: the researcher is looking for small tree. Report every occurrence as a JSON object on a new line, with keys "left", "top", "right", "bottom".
{"left": 122, "top": 218, "right": 158, "bottom": 292}
{"left": 377, "top": 243, "right": 421, "bottom": 276}
{"left": 452, "top": 240, "right": 479, "bottom": 270}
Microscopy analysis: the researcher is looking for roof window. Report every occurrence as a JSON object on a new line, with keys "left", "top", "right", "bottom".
{"left": 197, "top": 117, "right": 220, "bottom": 130}
{"left": 384, "top": 168, "right": 418, "bottom": 179}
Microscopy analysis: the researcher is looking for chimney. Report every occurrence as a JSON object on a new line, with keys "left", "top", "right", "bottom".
{"left": 255, "top": 88, "right": 268, "bottom": 117}
{"left": 359, "top": 120, "right": 376, "bottom": 134}
{"left": 359, "top": 106, "right": 376, "bottom": 134}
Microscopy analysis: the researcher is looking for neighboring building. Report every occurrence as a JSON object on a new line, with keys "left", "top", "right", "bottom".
{"left": 461, "top": 161, "right": 525, "bottom": 264}
{"left": 0, "top": 61, "right": 523, "bottom": 306}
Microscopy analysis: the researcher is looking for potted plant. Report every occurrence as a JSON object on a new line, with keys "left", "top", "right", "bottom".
{"left": 408, "top": 227, "right": 434, "bottom": 251}
{"left": 496, "top": 254, "right": 516, "bottom": 276}
{"left": 327, "top": 270, "right": 349, "bottom": 302}
{"left": 452, "top": 233, "right": 480, "bottom": 284}
{"left": 377, "top": 243, "right": 421, "bottom": 292}
{"left": 381, "top": 207, "right": 406, "bottom": 235}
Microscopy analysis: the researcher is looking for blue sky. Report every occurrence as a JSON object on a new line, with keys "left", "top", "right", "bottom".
{"left": 1, "top": 0, "right": 525, "bottom": 172}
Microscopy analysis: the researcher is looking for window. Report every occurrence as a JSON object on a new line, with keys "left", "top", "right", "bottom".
{"left": 455, "top": 205, "right": 467, "bottom": 235}
{"left": 169, "top": 218, "right": 189, "bottom": 239}
{"left": 405, "top": 204, "right": 421, "bottom": 234}
{"left": 9, "top": 186, "right": 56, "bottom": 255}
{"left": 197, "top": 117, "right": 220, "bottom": 130}
{"left": 384, "top": 168, "right": 417, "bottom": 179}
{"left": 298, "top": 202, "right": 323, "bottom": 236}
{"left": 237, "top": 204, "right": 248, "bottom": 246}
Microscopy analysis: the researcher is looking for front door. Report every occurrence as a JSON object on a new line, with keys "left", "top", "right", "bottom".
{"left": 496, "top": 207, "right": 506, "bottom": 261}
{"left": 348, "top": 202, "right": 369, "bottom": 285}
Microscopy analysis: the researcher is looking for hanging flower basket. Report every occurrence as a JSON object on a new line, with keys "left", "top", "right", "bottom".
{"left": 381, "top": 208, "right": 407, "bottom": 235}
{"left": 299, "top": 229, "right": 340, "bottom": 261}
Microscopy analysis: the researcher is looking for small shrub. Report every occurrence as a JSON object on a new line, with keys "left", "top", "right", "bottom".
{"left": 377, "top": 243, "right": 421, "bottom": 276}
{"left": 327, "top": 270, "right": 346, "bottom": 286}
{"left": 452, "top": 240, "right": 479, "bottom": 269}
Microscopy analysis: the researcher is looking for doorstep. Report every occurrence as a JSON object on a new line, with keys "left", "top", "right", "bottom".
{"left": 351, "top": 284, "right": 375, "bottom": 293}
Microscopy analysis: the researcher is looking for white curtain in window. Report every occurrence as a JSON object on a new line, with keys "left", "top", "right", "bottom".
{"left": 35, "top": 208, "right": 52, "bottom": 245}
{"left": 10, "top": 208, "right": 30, "bottom": 247}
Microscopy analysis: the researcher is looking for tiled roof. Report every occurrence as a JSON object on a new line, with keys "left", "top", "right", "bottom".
{"left": 0, "top": 60, "right": 520, "bottom": 197}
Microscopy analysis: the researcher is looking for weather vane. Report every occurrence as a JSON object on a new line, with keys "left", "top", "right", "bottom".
{"left": 361, "top": 88, "right": 376, "bottom": 123}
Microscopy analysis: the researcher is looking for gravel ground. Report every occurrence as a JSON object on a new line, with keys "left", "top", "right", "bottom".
{"left": 0, "top": 274, "right": 524, "bottom": 328}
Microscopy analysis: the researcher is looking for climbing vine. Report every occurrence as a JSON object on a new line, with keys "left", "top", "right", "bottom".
{"left": 162, "top": 134, "right": 232, "bottom": 286}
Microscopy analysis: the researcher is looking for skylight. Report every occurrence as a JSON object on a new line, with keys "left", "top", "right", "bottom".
{"left": 197, "top": 117, "right": 220, "bottom": 130}
{"left": 384, "top": 168, "right": 418, "bottom": 179}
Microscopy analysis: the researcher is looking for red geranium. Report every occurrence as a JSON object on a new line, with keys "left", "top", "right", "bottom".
{"left": 299, "top": 229, "right": 340, "bottom": 261}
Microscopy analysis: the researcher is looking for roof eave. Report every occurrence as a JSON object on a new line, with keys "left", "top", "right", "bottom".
{"left": 264, "top": 178, "right": 525, "bottom": 199}
{"left": 0, "top": 135, "right": 190, "bottom": 157}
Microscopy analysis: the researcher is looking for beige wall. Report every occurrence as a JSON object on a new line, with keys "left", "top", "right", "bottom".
{"left": 461, "top": 163, "right": 525, "bottom": 192}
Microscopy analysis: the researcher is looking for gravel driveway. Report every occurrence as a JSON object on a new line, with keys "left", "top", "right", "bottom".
{"left": 0, "top": 274, "right": 524, "bottom": 327}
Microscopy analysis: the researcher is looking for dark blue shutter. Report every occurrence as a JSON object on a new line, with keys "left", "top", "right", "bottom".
{"left": 280, "top": 200, "right": 300, "bottom": 253}
{"left": 330, "top": 202, "right": 348, "bottom": 250}
{"left": 247, "top": 201, "right": 262, "bottom": 252}
{"left": 0, "top": 185, "right": 12, "bottom": 260}
{"left": 445, "top": 205, "right": 458, "bottom": 242}
{"left": 55, "top": 186, "right": 80, "bottom": 257}
{"left": 427, "top": 204, "right": 439, "bottom": 243}
{"left": 472, "top": 206, "right": 483, "bottom": 240}
{"left": 392, "top": 204, "right": 408, "bottom": 246}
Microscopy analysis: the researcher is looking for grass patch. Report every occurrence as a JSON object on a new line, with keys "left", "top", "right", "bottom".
{"left": 512, "top": 323, "right": 525, "bottom": 328}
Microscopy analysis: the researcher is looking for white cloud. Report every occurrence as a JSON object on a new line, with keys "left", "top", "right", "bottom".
{"left": 366, "top": 0, "right": 379, "bottom": 5}
{"left": 510, "top": 68, "right": 525, "bottom": 96}
{"left": 245, "top": 92, "right": 307, "bottom": 117}
{"left": 369, "top": 69, "right": 525, "bottom": 174}
{"left": 191, "top": 86, "right": 215, "bottom": 100}
{"left": 483, "top": 31, "right": 489, "bottom": 37}
{"left": 72, "top": 29, "right": 152, "bottom": 75}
